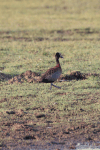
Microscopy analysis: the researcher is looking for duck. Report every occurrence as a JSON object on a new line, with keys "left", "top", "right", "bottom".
{"left": 40, "top": 52, "right": 63, "bottom": 90}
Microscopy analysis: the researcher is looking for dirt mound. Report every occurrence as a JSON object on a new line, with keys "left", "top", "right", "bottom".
{"left": 6, "top": 70, "right": 99, "bottom": 84}
{"left": 0, "top": 72, "right": 12, "bottom": 81}
{"left": 8, "top": 70, "right": 86, "bottom": 84}
{"left": 60, "top": 71, "right": 86, "bottom": 81}
{"left": 8, "top": 70, "right": 40, "bottom": 84}
{"left": 7, "top": 70, "right": 86, "bottom": 84}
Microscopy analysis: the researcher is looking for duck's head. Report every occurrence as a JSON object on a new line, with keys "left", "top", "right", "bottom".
{"left": 55, "top": 52, "right": 63, "bottom": 59}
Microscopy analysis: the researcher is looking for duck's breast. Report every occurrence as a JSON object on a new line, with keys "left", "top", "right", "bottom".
{"left": 47, "top": 69, "right": 61, "bottom": 82}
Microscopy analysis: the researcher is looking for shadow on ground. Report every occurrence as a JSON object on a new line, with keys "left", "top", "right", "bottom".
{"left": 0, "top": 72, "right": 13, "bottom": 82}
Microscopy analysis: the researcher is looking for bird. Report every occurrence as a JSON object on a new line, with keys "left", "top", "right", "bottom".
{"left": 40, "top": 52, "right": 63, "bottom": 90}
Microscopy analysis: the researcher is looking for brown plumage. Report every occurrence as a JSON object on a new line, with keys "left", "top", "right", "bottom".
{"left": 40, "top": 52, "right": 63, "bottom": 89}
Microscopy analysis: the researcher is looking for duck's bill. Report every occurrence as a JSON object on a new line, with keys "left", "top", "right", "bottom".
{"left": 60, "top": 54, "right": 63, "bottom": 58}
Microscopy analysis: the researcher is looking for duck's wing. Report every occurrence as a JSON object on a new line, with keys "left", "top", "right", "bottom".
{"left": 41, "top": 67, "right": 62, "bottom": 82}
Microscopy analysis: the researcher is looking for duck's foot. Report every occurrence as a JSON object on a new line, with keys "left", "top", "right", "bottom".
{"left": 50, "top": 83, "right": 61, "bottom": 90}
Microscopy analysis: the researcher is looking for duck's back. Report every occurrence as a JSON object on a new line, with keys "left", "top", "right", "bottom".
{"left": 41, "top": 64, "right": 62, "bottom": 83}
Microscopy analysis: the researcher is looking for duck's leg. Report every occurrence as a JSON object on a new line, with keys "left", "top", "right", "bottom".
{"left": 50, "top": 83, "right": 52, "bottom": 90}
{"left": 50, "top": 83, "right": 61, "bottom": 90}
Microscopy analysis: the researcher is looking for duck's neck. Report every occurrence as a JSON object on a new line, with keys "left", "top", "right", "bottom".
{"left": 55, "top": 57, "right": 61, "bottom": 68}
{"left": 56, "top": 57, "right": 59, "bottom": 64}
{"left": 54, "top": 57, "right": 61, "bottom": 69}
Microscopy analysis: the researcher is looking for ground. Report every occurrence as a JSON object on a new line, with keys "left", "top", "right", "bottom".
{"left": 0, "top": 71, "right": 100, "bottom": 149}
{"left": 0, "top": 0, "right": 100, "bottom": 149}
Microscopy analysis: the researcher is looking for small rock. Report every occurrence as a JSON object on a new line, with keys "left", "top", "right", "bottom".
{"left": 93, "top": 129, "right": 100, "bottom": 134}
{"left": 24, "top": 135, "right": 36, "bottom": 140}
{"left": 63, "top": 131, "right": 70, "bottom": 134}
{"left": 51, "top": 141, "right": 65, "bottom": 145}
{"left": 86, "top": 136, "right": 93, "bottom": 141}
{"left": 35, "top": 114, "right": 45, "bottom": 118}
{"left": 6, "top": 111, "right": 15, "bottom": 114}
{"left": 69, "top": 145, "right": 76, "bottom": 149}
{"left": 80, "top": 108, "right": 84, "bottom": 112}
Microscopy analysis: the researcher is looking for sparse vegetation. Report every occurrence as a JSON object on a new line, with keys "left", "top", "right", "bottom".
{"left": 0, "top": 0, "right": 100, "bottom": 149}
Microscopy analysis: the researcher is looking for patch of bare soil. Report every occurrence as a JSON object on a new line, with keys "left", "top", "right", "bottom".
{"left": 7, "top": 70, "right": 40, "bottom": 84}
{"left": 0, "top": 106, "right": 100, "bottom": 149}
{"left": 0, "top": 28, "right": 100, "bottom": 42}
